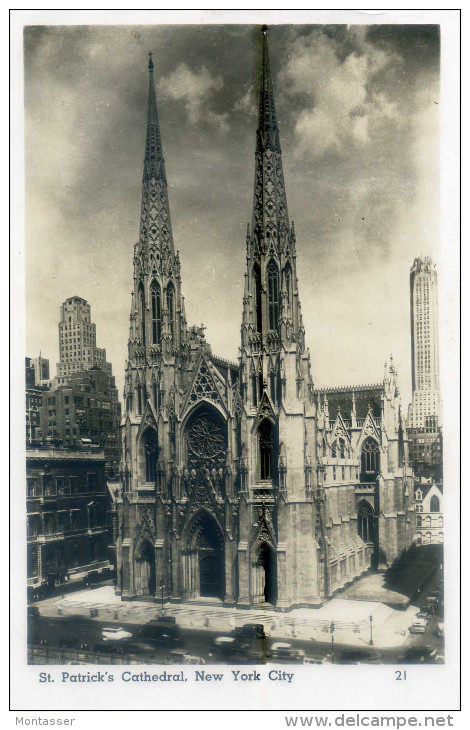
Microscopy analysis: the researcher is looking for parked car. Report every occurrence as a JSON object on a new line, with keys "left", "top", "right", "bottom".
{"left": 84, "top": 571, "right": 102, "bottom": 587}
{"left": 270, "top": 642, "right": 305, "bottom": 663}
{"left": 409, "top": 618, "right": 427, "bottom": 634}
{"left": 336, "top": 648, "right": 381, "bottom": 665}
{"left": 416, "top": 610, "right": 431, "bottom": 620}
{"left": 141, "top": 619, "right": 181, "bottom": 646}
{"left": 101, "top": 626, "right": 133, "bottom": 642}
{"left": 233, "top": 623, "right": 268, "bottom": 640}
{"left": 213, "top": 636, "right": 237, "bottom": 652}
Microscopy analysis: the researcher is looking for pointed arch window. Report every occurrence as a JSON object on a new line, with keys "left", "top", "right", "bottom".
{"left": 142, "top": 428, "right": 158, "bottom": 484}
{"left": 360, "top": 437, "right": 380, "bottom": 482}
{"left": 151, "top": 281, "right": 162, "bottom": 344}
{"left": 258, "top": 418, "right": 276, "bottom": 481}
{"left": 332, "top": 438, "right": 346, "bottom": 458}
{"left": 267, "top": 260, "right": 279, "bottom": 330}
{"left": 166, "top": 282, "right": 175, "bottom": 339}
{"left": 269, "top": 368, "right": 277, "bottom": 403}
{"left": 138, "top": 284, "right": 146, "bottom": 347}
{"left": 252, "top": 371, "right": 258, "bottom": 407}
{"left": 430, "top": 495, "right": 440, "bottom": 513}
{"left": 253, "top": 263, "right": 262, "bottom": 333}
{"left": 283, "top": 264, "right": 292, "bottom": 317}
{"left": 357, "top": 501, "right": 374, "bottom": 543}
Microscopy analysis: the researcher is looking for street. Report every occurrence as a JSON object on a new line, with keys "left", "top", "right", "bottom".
{"left": 28, "top": 613, "right": 443, "bottom": 666}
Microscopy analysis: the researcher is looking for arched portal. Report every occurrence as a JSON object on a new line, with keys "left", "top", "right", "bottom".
{"left": 185, "top": 512, "right": 225, "bottom": 600}
{"left": 135, "top": 540, "right": 156, "bottom": 597}
{"left": 259, "top": 542, "right": 277, "bottom": 604}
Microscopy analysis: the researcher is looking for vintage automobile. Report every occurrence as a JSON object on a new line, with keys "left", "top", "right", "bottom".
{"left": 270, "top": 642, "right": 305, "bottom": 664}
{"left": 101, "top": 626, "right": 133, "bottom": 642}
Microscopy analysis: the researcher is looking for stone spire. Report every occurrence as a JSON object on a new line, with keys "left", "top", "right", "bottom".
{"left": 251, "top": 25, "right": 290, "bottom": 255}
{"left": 139, "top": 51, "right": 174, "bottom": 254}
{"left": 241, "top": 26, "right": 306, "bottom": 354}
{"left": 126, "top": 52, "right": 188, "bottom": 373}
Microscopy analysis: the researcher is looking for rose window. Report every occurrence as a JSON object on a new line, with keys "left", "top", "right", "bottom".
{"left": 187, "top": 411, "right": 227, "bottom": 473}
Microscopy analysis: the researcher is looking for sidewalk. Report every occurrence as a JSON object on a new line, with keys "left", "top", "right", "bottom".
{"left": 38, "top": 586, "right": 417, "bottom": 649}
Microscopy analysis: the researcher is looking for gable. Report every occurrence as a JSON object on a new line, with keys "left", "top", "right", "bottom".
{"left": 180, "top": 355, "right": 228, "bottom": 419}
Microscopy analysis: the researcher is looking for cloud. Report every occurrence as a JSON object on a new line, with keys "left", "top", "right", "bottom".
{"left": 233, "top": 83, "right": 255, "bottom": 114}
{"left": 279, "top": 29, "right": 400, "bottom": 157}
{"left": 159, "top": 63, "right": 229, "bottom": 129}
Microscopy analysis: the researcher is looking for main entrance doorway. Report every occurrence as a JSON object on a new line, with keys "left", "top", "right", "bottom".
{"left": 185, "top": 511, "right": 225, "bottom": 600}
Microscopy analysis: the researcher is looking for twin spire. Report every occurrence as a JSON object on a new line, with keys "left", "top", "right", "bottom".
{"left": 258, "top": 25, "right": 281, "bottom": 153}
{"left": 143, "top": 49, "right": 165, "bottom": 183}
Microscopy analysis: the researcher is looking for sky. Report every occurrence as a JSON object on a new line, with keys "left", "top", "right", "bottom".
{"left": 24, "top": 23, "right": 441, "bottom": 407}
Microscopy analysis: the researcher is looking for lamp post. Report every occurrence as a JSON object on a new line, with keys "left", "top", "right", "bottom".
{"left": 330, "top": 621, "right": 335, "bottom": 663}
{"left": 369, "top": 614, "right": 374, "bottom": 645}
{"left": 159, "top": 578, "right": 165, "bottom": 618}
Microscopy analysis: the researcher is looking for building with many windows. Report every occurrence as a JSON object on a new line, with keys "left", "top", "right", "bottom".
{"left": 56, "top": 296, "right": 112, "bottom": 383}
{"left": 113, "top": 29, "right": 413, "bottom": 609}
{"left": 413, "top": 481, "right": 443, "bottom": 545}
{"left": 26, "top": 447, "right": 112, "bottom": 588}
{"left": 26, "top": 357, "right": 51, "bottom": 445}
{"left": 407, "top": 257, "right": 442, "bottom": 479}
{"left": 36, "top": 367, "right": 121, "bottom": 476}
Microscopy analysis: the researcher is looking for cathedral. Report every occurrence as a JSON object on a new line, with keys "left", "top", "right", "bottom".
{"left": 114, "top": 28, "right": 413, "bottom": 610}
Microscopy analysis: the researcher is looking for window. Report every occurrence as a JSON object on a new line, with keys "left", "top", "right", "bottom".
{"left": 87, "top": 474, "right": 97, "bottom": 492}
{"left": 357, "top": 501, "right": 374, "bottom": 543}
{"left": 430, "top": 495, "right": 440, "bottom": 513}
{"left": 251, "top": 372, "right": 258, "bottom": 407}
{"left": 43, "top": 476, "right": 56, "bottom": 497}
{"left": 27, "top": 479, "right": 40, "bottom": 498}
{"left": 283, "top": 264, "right": 292, "bottom": 318}
{"left": 258, "top": 419, "right": 275, "bottom": 481}
{"left": 416, "top": 515, "right": 422, "bottom": 527}
{"left": 332, "top": 438, "right": 346, "bottom": 459}
{"left": 360, "top": 438, "right": 380, "bottom": 482}
{"left": 151, "top": 281, "right": 162, "bottom": 344}
{"left": 253, "top": 263, "right": 262, "bottom": 333}
{"left": 138, "top": 428, "right": 158, "bottom": 483}
{"left": 138, "top": 284, "right": 146, "bottom": 346}
{"left": 267, "top": 260, "right": 279, "bottom": 330}
{"left": 166, "top": 282, "right": 175, "bottom": 339}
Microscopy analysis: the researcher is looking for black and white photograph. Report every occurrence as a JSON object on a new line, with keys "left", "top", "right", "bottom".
{"left": 10, "top": 8, "right": 460, "bottom": 717}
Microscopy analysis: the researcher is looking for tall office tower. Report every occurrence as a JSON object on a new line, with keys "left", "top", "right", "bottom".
{"left": 407, "top": 257, "right": 442, "bottom": 478}
{"left": 56, "top": 296, "right": 112, "bottom": 382}
{"left": 31, "top": 355, "right": 50, "bottom": 385}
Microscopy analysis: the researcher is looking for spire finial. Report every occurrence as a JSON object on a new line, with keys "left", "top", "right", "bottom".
{"left": 148, "top": 51, "right": 154, "bottom": 72}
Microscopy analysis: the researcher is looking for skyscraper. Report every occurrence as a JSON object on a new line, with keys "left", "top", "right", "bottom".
{"left": 114, "top": 29, "right": 412, "bottom": 606}
{"left": 407, "top": 257, "right": 442, "bottom": 478}
{"left": 56, "top": 296, "right": 112, "bottom": 383}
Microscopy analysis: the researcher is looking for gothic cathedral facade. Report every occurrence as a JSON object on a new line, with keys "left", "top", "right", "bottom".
{"left": 114, "top": 29, "right": 413, "bottom": 609}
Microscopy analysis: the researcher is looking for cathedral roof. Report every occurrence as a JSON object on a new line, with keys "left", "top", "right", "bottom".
{"left": 314, "top": 385, "right": 383, "bottom": 419}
